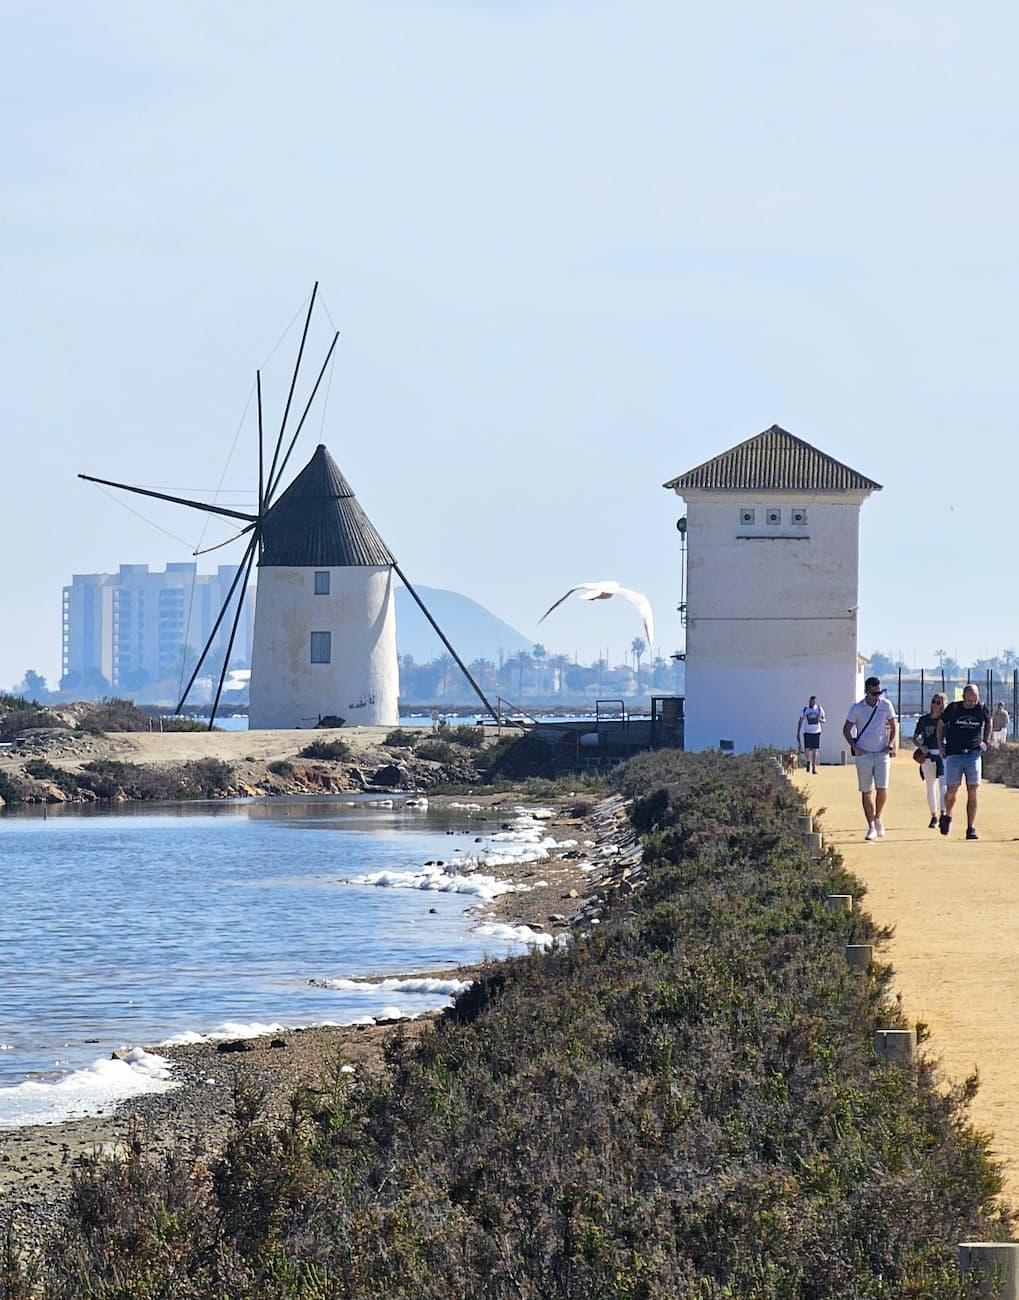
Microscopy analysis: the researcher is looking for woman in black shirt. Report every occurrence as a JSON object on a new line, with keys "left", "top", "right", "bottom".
{"left": 913, "top": 692, "right": 946, "bottom": 829}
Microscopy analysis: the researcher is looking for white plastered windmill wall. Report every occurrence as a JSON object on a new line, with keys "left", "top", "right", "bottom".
{"left": 248, "top": 445, "right": 399, "bottom": 729}
{"left": 664, "top": 426, "right": 881, "bottom": 763}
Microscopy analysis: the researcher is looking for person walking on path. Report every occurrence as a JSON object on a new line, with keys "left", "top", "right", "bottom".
{"left": 913, "top": 692, "right": 947, "bottom": 829}
{"left": 796, "top": 695, "right": 826, "bottom": 773}
{"left": 842, "top": 676, "right": 897, "bottom": 841}
{"left": 937, "top": 683, "right": 992, "bottom": 839}
{"left": 991, "top": 701, "right": 1010, "bottom": 748}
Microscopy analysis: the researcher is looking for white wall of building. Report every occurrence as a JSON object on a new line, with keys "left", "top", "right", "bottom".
{"left": 681, "top": 489, "right": 867, "bottom": 762}
{"left": 248, "top": 565, "right": 399, "bottom": 729}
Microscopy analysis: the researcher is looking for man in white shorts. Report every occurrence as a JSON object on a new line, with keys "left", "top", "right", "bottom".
{"left": 842, "top": 677, "right": 897, "bottom": 841}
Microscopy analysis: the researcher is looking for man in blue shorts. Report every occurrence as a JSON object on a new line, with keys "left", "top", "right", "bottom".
{"left": 842, "top": 677, "right": 897, "bottom": 841}
{"left": 936, "top": 683, "right": 991, "bottom": 840}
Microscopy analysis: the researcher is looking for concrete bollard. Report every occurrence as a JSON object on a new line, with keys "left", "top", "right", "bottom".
{"left": 959, "top": 1242, "right": 1019, "bottom": 1298}
{"left": 874, "top": 1029, "right": 916, "bottom": 1068}
{"left": 845, "top": 944, "right": 873, "bottom": 971}
{"left": 802, "top": 831, "right": 823, "bottom": 854}
{"left": 825, "top": 894, "right": 853, "bottom": 912}
{"left": 797, "top": 816, "right": 813, "bottom": 834}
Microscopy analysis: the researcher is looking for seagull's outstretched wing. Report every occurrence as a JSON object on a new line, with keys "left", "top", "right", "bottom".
{"left": 538, "top": 585, "right": 589, "bottom": 624}
{"left": 614, "top": 586, "right": 655, "bottom": 646}
{"left": 539, "top": 579, "right": 655, "bottom": 646}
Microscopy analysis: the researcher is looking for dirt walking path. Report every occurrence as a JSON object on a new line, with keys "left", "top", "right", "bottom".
{"left": 793, "top": 761, "right": 1019, "bottom": 1205}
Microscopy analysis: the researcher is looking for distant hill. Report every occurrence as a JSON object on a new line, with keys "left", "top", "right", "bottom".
{"left": 396, "top": 585, "right": 533, "bottom": 664}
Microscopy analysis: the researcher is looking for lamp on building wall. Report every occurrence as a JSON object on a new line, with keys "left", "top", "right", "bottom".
{"left": 676, "top": 516, "right": 688, "bottom": 626}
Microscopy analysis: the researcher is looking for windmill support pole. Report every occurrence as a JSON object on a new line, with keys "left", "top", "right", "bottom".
{"left": 394, "top": 564, "right": 499, "bottom": 722}
{"left": 175, "top": 531, "right": 259, "bottom": 713}
{"left": 206, "top": 542, "right": 259, "bottom": 730}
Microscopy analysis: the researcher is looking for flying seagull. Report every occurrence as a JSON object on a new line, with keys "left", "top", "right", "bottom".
{"left": 539, "top": 581, "right": 655, "bottom": 647}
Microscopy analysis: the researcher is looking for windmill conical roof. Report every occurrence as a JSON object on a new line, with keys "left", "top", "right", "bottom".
{"left": 663, "top": 425, "right": 881, "bottom": 494}
{"left": 259, "top": 445, "right": 395, "bottom": 567}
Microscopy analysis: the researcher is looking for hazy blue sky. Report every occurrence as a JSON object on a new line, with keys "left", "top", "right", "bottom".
{"left": 5, "top": 2, "right": 1019, "bottom": 691}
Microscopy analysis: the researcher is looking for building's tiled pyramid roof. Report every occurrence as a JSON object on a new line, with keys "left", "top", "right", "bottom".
{"left": 259, "top": 444, "right": 395, "bottom": 568}
{"left": 663, "top": 425, "right": 881, "bottom": 494}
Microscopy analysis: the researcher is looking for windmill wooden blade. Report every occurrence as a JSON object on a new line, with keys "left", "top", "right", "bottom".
{"left": 78, "top": 474, "right": 257, "bottom": 523}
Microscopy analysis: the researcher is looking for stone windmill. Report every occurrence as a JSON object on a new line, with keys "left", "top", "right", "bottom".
{"left": 80, "top": 285, "right": 494, "bottom": 729}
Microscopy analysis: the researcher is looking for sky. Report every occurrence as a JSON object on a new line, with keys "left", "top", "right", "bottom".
{"left": 5, "top": 1, "right": 1019, "bottom": 691}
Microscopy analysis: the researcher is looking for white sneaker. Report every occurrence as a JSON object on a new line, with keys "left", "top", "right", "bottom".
{"left": 874, "top": 818, "right": 885, "bottom": 838}
{"left": 865, "top": 824, "right": 877, "bottom": 841}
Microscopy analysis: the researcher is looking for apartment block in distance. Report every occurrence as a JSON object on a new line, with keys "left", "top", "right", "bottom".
{"left": 61, "top": 563, "right": 254, "bottom": 693}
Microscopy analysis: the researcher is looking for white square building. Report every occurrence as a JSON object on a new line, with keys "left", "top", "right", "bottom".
{"left": 664, "top": 425, "right": 880, "bottom": 763}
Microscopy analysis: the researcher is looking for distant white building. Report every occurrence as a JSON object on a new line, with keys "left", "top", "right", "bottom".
{"left": 664, "top": 425, "right": 880, "bottom": 762}
{"left": 61, "top": 563, "right": 253, "bottom": 693}
{"left": 247, "top": 445, "right": 400, "bottom": 729}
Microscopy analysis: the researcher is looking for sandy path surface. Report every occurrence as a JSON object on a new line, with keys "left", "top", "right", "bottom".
{"left": 79, "top": 726, "right": 416, "bottom": 767}
{"left": 793, "top": 761, "right": 1019, "bottom": 1205}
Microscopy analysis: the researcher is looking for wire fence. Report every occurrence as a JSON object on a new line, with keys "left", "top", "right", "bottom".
{"left": 890, "top": 667, "right": 1017, "bottom": 734}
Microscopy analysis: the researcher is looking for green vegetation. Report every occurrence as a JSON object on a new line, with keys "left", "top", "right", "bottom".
{"left": 383, "top": 728, "right": 421, "bottom": 748}
{"left": 73, "top": 698, "right": 155, "bottom": 734}
{"left": 0, "top": 693, "right": 65, "bottom": 739}
{"left": 22, "top": 760, "right": 80, "bottom": 798}
{"left": 0, "top": 771, "right": 24, "bottom": 806}
{"left": 482, "top": 729, "right": 557, "bottom": 780}
{"left": 267, "top": 760, "right": 294, "bottom": 777}
{"left": 4, "top": 751, "right": 1005, "bottom": 1296}
{"left": 297, "top": 739, "right": 352, "bottom": 761}
{"left": 78, "top": 758, "right": 233, "bottom": 801}
{"left": 982, "top": 744, "right": 1019, "bottom": 788}
{"left": 443, "top": 724, "right": 487, "bottom": 749}
{"left": 413, "top": 739, "right": 458, "bottom": 763}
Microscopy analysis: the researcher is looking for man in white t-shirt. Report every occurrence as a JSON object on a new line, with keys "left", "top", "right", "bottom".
{"left": 842, "top": 677, "right": 898, "bottom": 842}
{"left": 796, "top": 696, "right": 826, "bottom": 774}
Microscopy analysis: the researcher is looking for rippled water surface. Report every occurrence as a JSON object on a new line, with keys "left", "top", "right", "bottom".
{"left": 0, "top": 798, "right": 516, "bottom": 1091}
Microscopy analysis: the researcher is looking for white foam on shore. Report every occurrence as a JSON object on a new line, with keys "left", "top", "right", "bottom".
{"left": 0, "top": 1047, "right": 177, "bottom": 1130}
{"left": 313, "top": 976, "right": 473, "bottom": 997}
{"left": 159, "top": 1019, "right": 290, "bottom": 1048}
{"left": 342, "top": 811, "right": 564, "bottom": 900}
{"left": 342, "top": 862, "right": 521, "bottom": 901}
{"left": 475, "top": 921, "right": 558, "bottom": 949}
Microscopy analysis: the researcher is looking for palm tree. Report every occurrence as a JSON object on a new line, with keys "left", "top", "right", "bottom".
{"left": 510, "top": 649, "right": 533, "bottom": 696}
{"left": 532, "top": 643, "right": 547, "bottom": 697}
{"left": 631, "top": 637, "right": 646, "bottom": 676}
{"left": 435, "top": 653, "right": 456, "bottom": 697}
{"left": 550, "top": 653, "right": 572, "bottom": 695}
{"left": 469, "top": 658, "right": 495, "bottom": 690}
